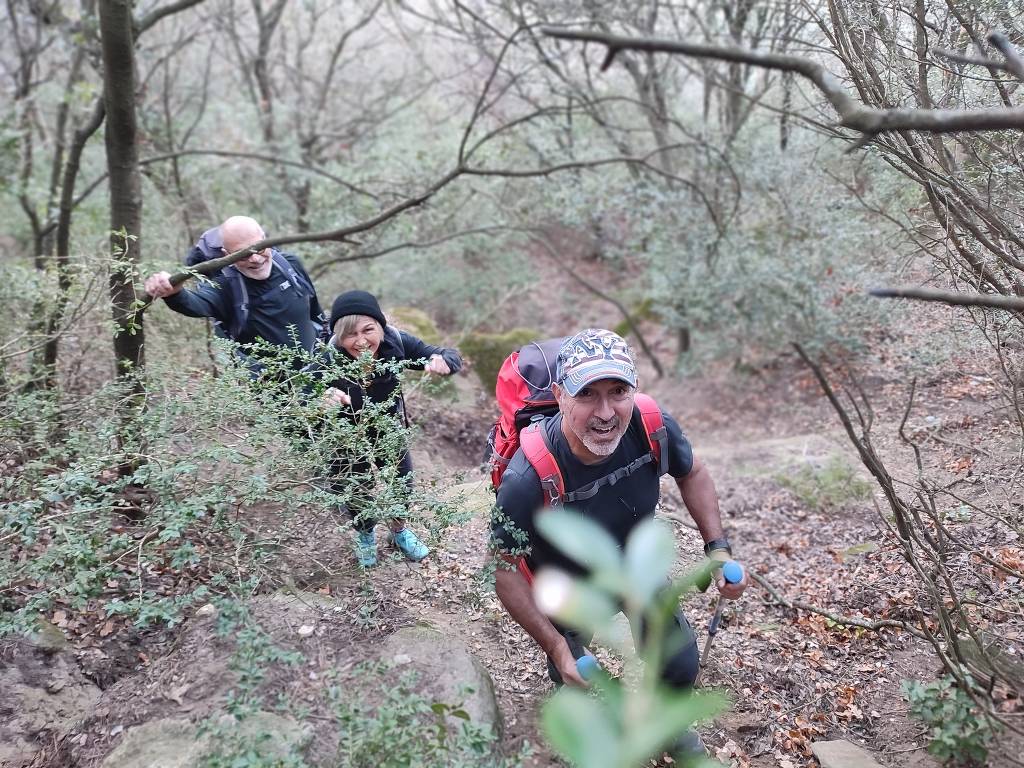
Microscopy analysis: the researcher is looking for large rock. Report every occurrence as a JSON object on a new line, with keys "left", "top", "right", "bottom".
{"left": 100, "top": 712, "right": 311, "bottom": 768}
{"left": 811, "top": 740, "right": 884, "bottom": 768}
{"left": 0, "top": 645, "right": 101, "bottom": 767}
{"left": 379, "top": 625, "right": 502, "bottom": 738}
{"left": 388, "top": 306, "right": 442, "bottom": 345}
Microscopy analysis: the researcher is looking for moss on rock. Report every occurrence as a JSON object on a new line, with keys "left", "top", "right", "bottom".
{"left": 461, "top": 328, "right": 538, "bottom": 391}
{"left": 388, "top": 306, "right": 442, "bottom": 346}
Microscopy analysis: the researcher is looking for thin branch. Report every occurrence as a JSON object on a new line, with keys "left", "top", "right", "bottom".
{"left": 931, "top": 47, "right": 1015, "bottom": 76}
{"left": 870, "top": 286, "right": 1024, "bottom": 312}
{"left": 307, "top": 225, "right": 511, "bottom": 280}
{"left": 150, "top": 146, "right": 722, "bottom": 300}
{"left": 136, "top": 0, "right": 208, "bottom": 35}
{"left": 151, "top": 166, "right": 464, "bottom": 297}
{"left": 542, "top": 27, "right": 1024, "bottom": 135}
{"left": 750, "top": 571, "right": 920, "bottom": 636}
{"left": 138, "top": 149, "right": 378, "bottom": 199}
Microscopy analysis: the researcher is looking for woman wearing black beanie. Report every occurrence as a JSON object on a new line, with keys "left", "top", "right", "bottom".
{"left": 314, "top": 290, "right": 462, "bottom": 567}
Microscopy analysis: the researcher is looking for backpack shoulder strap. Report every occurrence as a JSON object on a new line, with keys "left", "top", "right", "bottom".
{"left": 634, "top": 393, "right": 668, "bottom": 476}
{"left": 221, "top": 266, "right": 249, "bottom": 341}
{"left": 520, "top": 422, "right": 565, "bottom": 508}
{"left": 272, "top": 251, "right": 309, "bottom": 295}
{"left": 388, "top": 325, "right": 406, "bottom": 357}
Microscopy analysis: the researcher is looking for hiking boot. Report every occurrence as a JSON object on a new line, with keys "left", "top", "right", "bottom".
{"left": 391, "top": 528, "right": 429, "bottom": 561}
{"left": 355, "top": 530, "right": 377, "bottom": 568}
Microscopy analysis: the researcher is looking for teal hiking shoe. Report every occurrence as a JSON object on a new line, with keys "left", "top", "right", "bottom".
{"left": 355, "top": 530, "right": 377, "bottom": 568}
{"left": 391, "top": 528, "right": 429, "bottom": 561}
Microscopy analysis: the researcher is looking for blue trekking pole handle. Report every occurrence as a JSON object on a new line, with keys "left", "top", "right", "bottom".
{"left": 576, "top": 653, "right": 600, "bottom": 680}
{"left": 697, "top": 560, "right": 743, "bottom": 682}
{"left": 706, "top": 561, "right": 743, "bottom": 636}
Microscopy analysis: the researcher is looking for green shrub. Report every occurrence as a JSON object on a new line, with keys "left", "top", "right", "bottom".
{"left": 531, "top": 512, "right": 727, "bottom": 767}
{"left": 902, "top": 675, "right": 999, "bottom": 766}
{"left": 331, "top": 664, "right": 525, "bottom": 768}
{"left": 775, "top": 456, "right": 872, "bottom": 512}
{"left": 0, "top": 342, "right": 465, "bottom": 637}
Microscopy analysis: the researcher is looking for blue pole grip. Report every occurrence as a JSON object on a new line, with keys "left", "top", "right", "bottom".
{"left": 707, "top": 561, "right": 743, "bottom": 637}
{"left": 721, "top": 560, "right": 743, "bottom": 585}
{"left": 576, "top": 654, "right": 599, "bottom": 680}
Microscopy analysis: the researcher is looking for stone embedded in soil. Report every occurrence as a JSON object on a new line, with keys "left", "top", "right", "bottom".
{"left": 99, "top": 712, "right": 312, "bottom": 768}
{"left": 29, "top": 617, "right": 69, "bottom": 653}
{"left": 379, "top": 625, "right": 502, "bottom": 739}
{"left": 811, "top": 740, "right": 884, "bottom": 768}
{"left": 0, "top": 646, "right": 101, "bottom": 767}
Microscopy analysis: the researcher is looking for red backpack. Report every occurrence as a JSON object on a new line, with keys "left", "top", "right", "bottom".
{"left": 486, "top": 338, "right": 668, "bottom": 505}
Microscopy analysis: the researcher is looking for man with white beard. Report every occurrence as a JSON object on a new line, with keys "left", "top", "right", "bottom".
{"left": 490, "top": 328, "right": 746, "bottom": 759}
{"left": 143, "top": 215, "right": 327, "bottom": 374}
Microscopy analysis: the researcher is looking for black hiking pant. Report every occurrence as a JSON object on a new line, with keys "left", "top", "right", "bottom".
{"left": 546, "top": 605, "right": 699, "bottom": 689}
{"left": 329, "top": 450, "right": 414, "bottom": 533}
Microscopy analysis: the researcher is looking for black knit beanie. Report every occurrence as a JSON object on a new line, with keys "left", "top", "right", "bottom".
{"left": 330, "top": 290, "right": 387, "bottom": 331}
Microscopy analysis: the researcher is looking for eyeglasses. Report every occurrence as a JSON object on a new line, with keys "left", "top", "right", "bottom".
{"left": 230, "top": 247, "right": 266, "bottom": 261}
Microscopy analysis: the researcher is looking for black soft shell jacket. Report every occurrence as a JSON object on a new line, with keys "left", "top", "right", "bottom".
{"left": 306, "top": 326, "right": 462, "bottom": 417}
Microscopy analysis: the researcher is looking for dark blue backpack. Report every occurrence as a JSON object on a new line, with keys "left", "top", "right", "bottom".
{"left": 185, "top": 227, "right": 326, "bottom": 342}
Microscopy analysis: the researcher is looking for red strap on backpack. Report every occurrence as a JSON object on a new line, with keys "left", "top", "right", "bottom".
{"left": 633, "top": 393, "right": 667, "bottom": 476}
{"left": 520, "top": 395, "right": 667, "bottom": 508}
{"left": 520, "top": 422, "right": 566, "bottom": 508}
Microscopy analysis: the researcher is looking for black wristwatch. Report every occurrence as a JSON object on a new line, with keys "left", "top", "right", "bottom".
{"left": 703, "top": 538, "right": 732, "bottom": 557}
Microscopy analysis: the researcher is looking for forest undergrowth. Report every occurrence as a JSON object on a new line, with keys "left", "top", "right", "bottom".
{"left": 3, "top": 292, "right": 1022, "bottom": 768}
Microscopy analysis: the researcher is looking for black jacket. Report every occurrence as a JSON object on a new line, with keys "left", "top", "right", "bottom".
{"left": 307, "top": 326, "right": 462, "bottom": 417}
{"left": 165, "top": 251, "right": 326, "bottom": 353}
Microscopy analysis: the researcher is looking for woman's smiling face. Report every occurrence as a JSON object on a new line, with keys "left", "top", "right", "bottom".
{"left": 337, "top": 315, "right": 383, "bottom": 358}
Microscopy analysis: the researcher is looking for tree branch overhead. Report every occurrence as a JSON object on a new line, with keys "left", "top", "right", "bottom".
{"left": 542, "top": 26, "right": 1024, "bottom": 135}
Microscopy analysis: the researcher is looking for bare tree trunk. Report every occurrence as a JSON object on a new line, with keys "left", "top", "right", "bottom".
{"left": 99, "top": 0, "right": 145, "bottom": 389}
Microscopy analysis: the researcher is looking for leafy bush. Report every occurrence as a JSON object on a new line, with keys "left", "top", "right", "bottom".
{"left": 460, "top": 328, "right": 538, "bottom": 390}
{"left": 330, "top": 664, "right": 525, "bottom": 768}
{"left": 0, "top": 340, "right": 465, "bottom": 638}
{"left": 902, "top": 675, "right": 1000, "bottom": 766}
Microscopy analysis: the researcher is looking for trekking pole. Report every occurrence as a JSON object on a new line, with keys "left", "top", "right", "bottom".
{"left": 695, "top": 560, "right": 744, "bottom": 687}
{"left": 576, "top": 653, "right": 600, "bottom": 680}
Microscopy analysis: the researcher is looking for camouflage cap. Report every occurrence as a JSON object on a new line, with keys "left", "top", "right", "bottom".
{"left": 555, "top": 328, "right": 637, "bottom": 396}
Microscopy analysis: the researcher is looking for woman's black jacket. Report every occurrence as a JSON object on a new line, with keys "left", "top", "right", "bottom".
{"left": 304, "top": 325, "right": 462, "bottom": 418}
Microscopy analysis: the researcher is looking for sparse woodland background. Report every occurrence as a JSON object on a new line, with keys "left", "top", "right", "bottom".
{"left": 3, "top": 0, "right": 1024, "bottom": 766}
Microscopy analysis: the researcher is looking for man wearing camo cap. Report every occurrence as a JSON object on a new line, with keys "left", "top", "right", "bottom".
{"left": 490, "top": 328, "right": 746, "bottom": 759}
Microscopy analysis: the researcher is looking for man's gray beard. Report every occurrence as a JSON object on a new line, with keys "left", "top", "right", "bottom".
{"left": 573, "top": 422, "right": 624, "bottom": 456}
